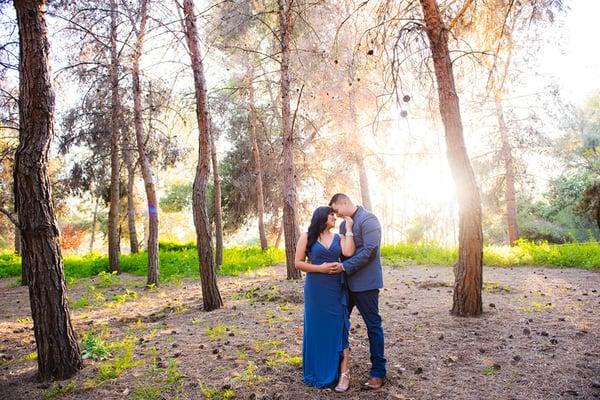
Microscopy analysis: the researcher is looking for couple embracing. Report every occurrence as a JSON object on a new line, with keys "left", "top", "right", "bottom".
{"left": 294, "top": 193, "right": 386, "bottom": 392}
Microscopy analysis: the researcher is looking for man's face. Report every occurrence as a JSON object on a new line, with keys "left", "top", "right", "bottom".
{"left": 330, "top": 201, "right": 347, "bottom": 217}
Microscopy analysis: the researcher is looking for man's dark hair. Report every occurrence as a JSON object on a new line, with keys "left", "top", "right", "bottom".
{"left": 329, "top": 193, "right": 351, "bottom": 206}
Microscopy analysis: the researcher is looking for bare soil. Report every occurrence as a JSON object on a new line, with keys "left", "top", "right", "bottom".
{"left": 0, "top": 264, "right": 599, "bottom": 400}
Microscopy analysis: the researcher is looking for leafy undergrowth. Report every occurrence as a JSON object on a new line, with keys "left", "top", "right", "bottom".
{"left": 2, "top": 240, "right": 600, "bottom": 282}
{"left": 382, "top": 239, "right": 600, "bottom": 270}
{"left": 0, "top": 243, "right": 285, "bottom": 280}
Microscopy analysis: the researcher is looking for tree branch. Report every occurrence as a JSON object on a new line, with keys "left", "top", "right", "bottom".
{"left": 0, "top": 207, "right": 18, "bottom": 227}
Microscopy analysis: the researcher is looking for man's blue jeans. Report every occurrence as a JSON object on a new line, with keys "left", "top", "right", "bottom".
{"left": 348, "top": 288, "right": 387, "bottom": 378}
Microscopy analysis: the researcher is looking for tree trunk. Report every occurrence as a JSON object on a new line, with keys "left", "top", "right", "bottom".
{"left": 348, "top": 71, "right": 372, "bottom": 211}
{"left": 13, "top": 0, "right": 83, "bottom": 380}
{"left": 14, "top": 222, "right": 21, "bottom": 255}
{"left": 108, "top": 0, "right": 121, "bottom": 273}
{"left": 131, "top": 0, "right": 159, "bottom": 286}
{"left": 17, "top": 221, "right": 27, "bottom": 285}
{"left": 419, "top": 0, "right": 483, "bottom": 317}
{"left": 247, "top": 70, "right": 268, "bottom": 251}
{"left": 356, "top": 150, "right": 372, "bottom": 211}
{"left": 494, "top": 95, "right": 519, "bottom": 246}
{"left": 89, "top": 195, "right": 99, "bottom": 253}
{"left": 278, "top": 0, "right": 302, "bottom": 280}
{"left": 274, "top": 210, "right": 283, "bottom": 248}
{"left": 182, "top": 0, "right": 223, "bottom": 311}
{"left": 124, "top": 146, "right": 139, "bottom": 253}
{"left": 210, "top": 126, "right": 223, "bottom": 266}
{"left": 357, "top": 159, "right": 372, "bottom": 210}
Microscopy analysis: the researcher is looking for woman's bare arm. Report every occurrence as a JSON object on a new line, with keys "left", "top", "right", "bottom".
{"left": 339, "top": 218, "right": 355, "bottom": 257}
{"left": 295, "top": 233, "right": 339, "bottom": 273}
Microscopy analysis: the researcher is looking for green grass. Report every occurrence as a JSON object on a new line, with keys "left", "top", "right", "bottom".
{"left": 121, "top": 246, "right": 285, "bottom": 278}
{"left": 0, "top": 252, "right": 22, "bottom": 278}
{"left": 44, "top": 381, "right": 76, "bottom": 399}
{"left": 381, "top": 240, "right": 600, "bottom": 270}
{"left": 200, "top": 385, "right": 235, "bottom": 400}
{"left": 382, "top": 243, "right": 457, "bottom": 266}
{"left": 96, "top": 336, "right": 140, "bottom": 381}
{"left": 0, "top": 243, "right": 285, "bottom": 281}
{"left": 205, "top": 324, "right": 228, "bottom": 340}
{"left": 3, "top": 240, "right": 599, "bottom": 281}
{"left": 481, "top": 364, "right": 501, "bottom": 376}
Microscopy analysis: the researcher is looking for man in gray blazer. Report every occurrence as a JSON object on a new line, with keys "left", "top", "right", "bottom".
{"left": 329, "top": 193, "right": 386, "bottom": 390}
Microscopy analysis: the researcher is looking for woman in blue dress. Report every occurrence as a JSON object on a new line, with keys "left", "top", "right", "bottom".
{"left": 294, "top": 206, "right": 355, "bottom": 392}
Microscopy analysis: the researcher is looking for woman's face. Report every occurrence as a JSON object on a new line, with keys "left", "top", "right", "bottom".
{"left": 326, "top": 212, "right": 336, "bottom": 229}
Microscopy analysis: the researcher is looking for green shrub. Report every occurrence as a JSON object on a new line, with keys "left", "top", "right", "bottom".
{"left": 381, "top": 243, "right": 457, "bottom": 266}
{"left": 2, "top": 241, "right": 597, "bottom": 281}
{"left": 0, "top": 252, "right": 21, "bottom": 278}
{"left": 0, "top": 245, "right": 284, "bottom": 281}
{"left": 81, "top": 331, "right": 111, "bottom": 361}
{"left": 382, "top": 240, "right": 600, "bottom": 270}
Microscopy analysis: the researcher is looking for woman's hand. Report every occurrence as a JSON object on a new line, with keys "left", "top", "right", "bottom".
{"left": 343, "top": 216, "right": 354, "bottom": 232}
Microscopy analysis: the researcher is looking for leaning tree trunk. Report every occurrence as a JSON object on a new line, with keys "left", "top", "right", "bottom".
{"left": 494, "top": 95, "right": 519, "bottom": 246}
{"left": 107, "top": 0, "right": 121, "bottom": 273}
{"left": 182, "top": 0, "right": 223, "bottom": 311}
{"left": 131, "top": 0, "right": 159, "bottom": 286}
{"left": 247, "top": 69, "right": 268, "bottom": 251}
{"left": 13, "top": 0, "right": 83, "bottom": 380}
{"left": 210, "top": 126, "right": 223, "bottom": 266}
{"left": 124, "top": 144, "right": 139, "bottom": 253}
{"left": 278, "top": 0, "right": 302, "bottom": 280}
{"left": 419, "top": 0, "right": 483, "bottom": 317}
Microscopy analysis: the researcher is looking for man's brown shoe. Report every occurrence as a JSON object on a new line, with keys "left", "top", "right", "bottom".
{"left": 362, "top": 376, "right": 385, "bottom": 390}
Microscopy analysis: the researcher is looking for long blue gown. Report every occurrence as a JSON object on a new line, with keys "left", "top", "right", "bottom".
{"left": 302, "top": 234, "right": 350, "bottom": 388}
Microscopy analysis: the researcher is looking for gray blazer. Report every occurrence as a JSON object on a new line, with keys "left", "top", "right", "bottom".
{"left": 339, "top": 206, "right": 384, "bottom": 292}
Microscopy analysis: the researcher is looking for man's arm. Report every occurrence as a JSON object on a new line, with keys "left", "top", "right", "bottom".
{"left": 342, "top": 216, "right": 381, "bottom": 275}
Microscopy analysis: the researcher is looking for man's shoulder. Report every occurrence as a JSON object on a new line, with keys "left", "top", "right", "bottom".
{"left": 358, "top": 207, "right": 380, "bottom": 224}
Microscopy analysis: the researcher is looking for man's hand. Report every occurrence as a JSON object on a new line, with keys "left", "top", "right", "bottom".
{"left": 321, "top": 262, "right": 343, "bottom": 274}
{"left": 331, "top": 262, "right": 344, "bottom": 273}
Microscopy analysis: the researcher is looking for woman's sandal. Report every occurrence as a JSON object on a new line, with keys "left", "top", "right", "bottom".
{"left": 335, "top": 370, "right": 350, "bottom": 392}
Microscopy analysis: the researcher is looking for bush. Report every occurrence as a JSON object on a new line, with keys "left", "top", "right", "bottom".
{"left": 0, "top": 252, "right": 21, "bottom": 278}
{"left": 382, "top": 240, "right": 600, "bottom": 270}
{"left": 518, "top": 218, "right": 571, "bottom": 244}
{"left": 381, "top": 243, "right": 457, "bottom": 266}
{"left": 0, "top": 244, "right": 285, "bottom": 281}
{"left": 158, "top": 241, "right": 196, "bottom": 252}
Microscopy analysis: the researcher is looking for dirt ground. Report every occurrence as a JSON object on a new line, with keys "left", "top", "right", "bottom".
{"left": 0, "top": 264, "right": 599, "bottom": 400}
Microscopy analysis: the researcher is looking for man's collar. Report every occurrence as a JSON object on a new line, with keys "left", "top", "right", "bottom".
{"left": 350, "top": 206, "right": 360, "bottom": 219}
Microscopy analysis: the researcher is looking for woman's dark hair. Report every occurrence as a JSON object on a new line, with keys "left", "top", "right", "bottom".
{"left": 306, "top": 206, "right": 333, "bottom": 255}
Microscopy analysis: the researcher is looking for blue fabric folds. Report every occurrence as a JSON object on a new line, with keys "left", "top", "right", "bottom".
{"left": 302, "top": 235, "right": 350, "bottom": 388}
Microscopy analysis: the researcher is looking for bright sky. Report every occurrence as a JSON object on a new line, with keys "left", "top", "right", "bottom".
{"left": 540, "top": 0, "right": 600, "bottom": 104}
